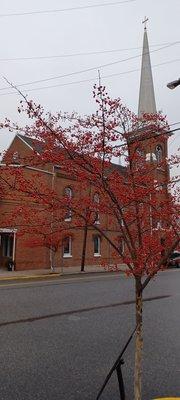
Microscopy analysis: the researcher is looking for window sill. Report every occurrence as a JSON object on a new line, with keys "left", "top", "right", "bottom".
{"left": 63, "top": 254, "right": 72, "bottom": 258}
{"left": 94, "top": 254, "right": 101, "bottom": 257}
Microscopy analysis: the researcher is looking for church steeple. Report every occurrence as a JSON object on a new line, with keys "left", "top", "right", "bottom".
{"left": 138, "top": 21, "right": 156, "bottom": 117}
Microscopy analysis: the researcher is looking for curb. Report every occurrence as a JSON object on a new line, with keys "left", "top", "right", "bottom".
{"left": 0, "top": 267, "right": 178, "bottom": 283}
{"left": 0, "top": 273, "right": 61, "bottom": 281}
{"left": 0, "top": 270, "right": 119, "bottom": 282}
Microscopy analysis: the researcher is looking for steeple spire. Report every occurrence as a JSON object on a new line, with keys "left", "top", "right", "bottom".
{"left": 138, "top": 21, "right": 156, "bottom": 117}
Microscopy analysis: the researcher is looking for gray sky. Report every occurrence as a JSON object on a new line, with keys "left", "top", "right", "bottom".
{"left": 0, "top": 0, "right": 179, "bottom": 164}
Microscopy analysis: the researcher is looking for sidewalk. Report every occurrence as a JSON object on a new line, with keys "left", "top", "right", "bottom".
{"left": 0, "top": 264, "right": 127, "bottom": 281}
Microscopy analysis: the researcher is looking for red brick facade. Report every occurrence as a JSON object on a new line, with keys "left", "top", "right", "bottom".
{"left": 0, "top": 131, "right": 169, "bottom": 271}
{"left": 0, "top": 135, "right": 125, "bottom": 270}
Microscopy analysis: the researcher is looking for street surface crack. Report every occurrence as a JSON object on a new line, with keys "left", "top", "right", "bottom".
{"left": 0, "top": 295, "right": 171, "bottom": 328}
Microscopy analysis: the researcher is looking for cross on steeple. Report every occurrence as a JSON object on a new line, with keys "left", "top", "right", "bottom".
{"left": 98, "top": 69, "right": 102, "bottom": 87}
{"left": 142, "top": 16, "right": 149, "bottom": 29}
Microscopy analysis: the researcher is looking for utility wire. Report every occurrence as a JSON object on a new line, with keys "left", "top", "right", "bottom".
{"left": 0, "top": 1, "right": 136, "bottom": 18}
{"left": 1, "top": 57, "right": 180, "bottom": 97}
{"left": 169, "top": 128, "right": 180, "bottom": 135}
{"left": 169, "top": 121, "right": 180, "bottom": 127}
{"left": 113, "top": 128, "right": 180, "bottom": 149}
{"left": 0, "top": 41, "right": 179, "bottom": 92}
{"left": 0, "top": 43, "right": 174, "bottom": 62}
{"left": 169, "top": 133, "right": 180, "bottom": 148}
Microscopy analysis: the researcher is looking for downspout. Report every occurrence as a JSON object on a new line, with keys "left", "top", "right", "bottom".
{"left": 50, "top": 166, "right": 55, "bottom": 272}
{"left": 12, "top": 231, "right": 16, "bottom": 264}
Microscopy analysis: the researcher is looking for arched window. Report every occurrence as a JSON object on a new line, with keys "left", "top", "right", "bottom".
{"left": 64, "top": 187, "right": 72, "bottom": 198}
{"left": 93, "top": 235, "right": 101, "bottom": 256}
{"left": 64, "top": 187, "right": 72, "bottom": 221}
{"left": 93, "top": 193, "right": 100, "bottom": 224}
{"left": 155, "top": 145, "right": 163, "bottom": 163}
{"left": 63, "top": 236, "right": 72, "bottom": 257}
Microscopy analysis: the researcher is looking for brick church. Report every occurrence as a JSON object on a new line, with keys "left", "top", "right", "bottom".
{"left": 0, "top": 27, "right": 170, "bottom": 271}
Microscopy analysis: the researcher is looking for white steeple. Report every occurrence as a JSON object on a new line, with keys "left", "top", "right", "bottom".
{"left": 138, "top": 21, "right": 156, "bottom": 117}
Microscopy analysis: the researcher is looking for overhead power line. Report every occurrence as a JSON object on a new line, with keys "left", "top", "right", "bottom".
{"left": 1, "top": 41, "right": 180, "bottom": 92}
{"left": 1, "top": 57, "right": 180, "bottom": 97}
{"left": 0, "top": 42, "right": 173, "bottom": 62}
{"left": 0, "top": 1, "right": 136, "bottom": 18}
{"left": 169, "top": 132, "right": 180, "bottom": 148}
{"left": 169, "top": 121, "right": 180, "bottom": 127}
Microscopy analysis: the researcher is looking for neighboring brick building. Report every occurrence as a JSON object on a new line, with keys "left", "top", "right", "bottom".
{"left": 0, "top": 27, "right": 170, "bottom": 271}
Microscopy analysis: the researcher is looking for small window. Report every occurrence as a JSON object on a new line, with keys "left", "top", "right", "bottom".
{"left": 154, "top": 180, "right": 163, "bottom": 191}
{"left": 120, "top": 218, "right": 124, "bottom": 227}
{"left": 136, "top": 147, "right": 144, "bottom": 157}
{"left": 64, "top": 187, "right": 72, "bottom": 221}
{"left": 146, "top": 152, "right": 156, "bottom": 162}
{"left": 12, "top": 151, "right": 19, "bottom": 164}
{"left": 93, "top": 193, "right": 100, "bottom": 224}
{"left": 63, "top": 236, "right": 72, "bottom": 257}
{"left": 156, "top": 221, "right": 162, "bottom": 229}
{"left": 155, "top": 145, "right": 163, "bottom": 163}
{"left": 93, "top": 235, "right": 101, "bottom": 256}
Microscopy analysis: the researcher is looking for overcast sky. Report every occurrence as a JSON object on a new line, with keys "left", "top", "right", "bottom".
{"left": 0, "top": 0, "right": 179, "bottom": 165}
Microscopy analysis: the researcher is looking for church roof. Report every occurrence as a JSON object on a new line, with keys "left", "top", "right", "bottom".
{"left": 17, "top": 134, "right": 44, "bottom": 154}
{"left": 17, "top": 133, "right": 126, "bottom": 173}
{"left": 138, "top": 26, "right": 156, "bottom": 117}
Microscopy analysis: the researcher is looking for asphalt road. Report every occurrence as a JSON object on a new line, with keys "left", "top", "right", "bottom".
{"left": 0, "top": 270, "right": 179, "bottom": 400}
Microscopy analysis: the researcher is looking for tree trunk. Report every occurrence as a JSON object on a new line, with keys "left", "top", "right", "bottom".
{"left": 134, "top": 277, "right": 143, "bottom": 400}
{"left": 81, "top": 223, "right": 88, "bottom": 272}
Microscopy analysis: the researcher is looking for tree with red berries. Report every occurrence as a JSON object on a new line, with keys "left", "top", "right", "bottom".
{"left": 1, "top": 85, "right": 179, "bottom": 400}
